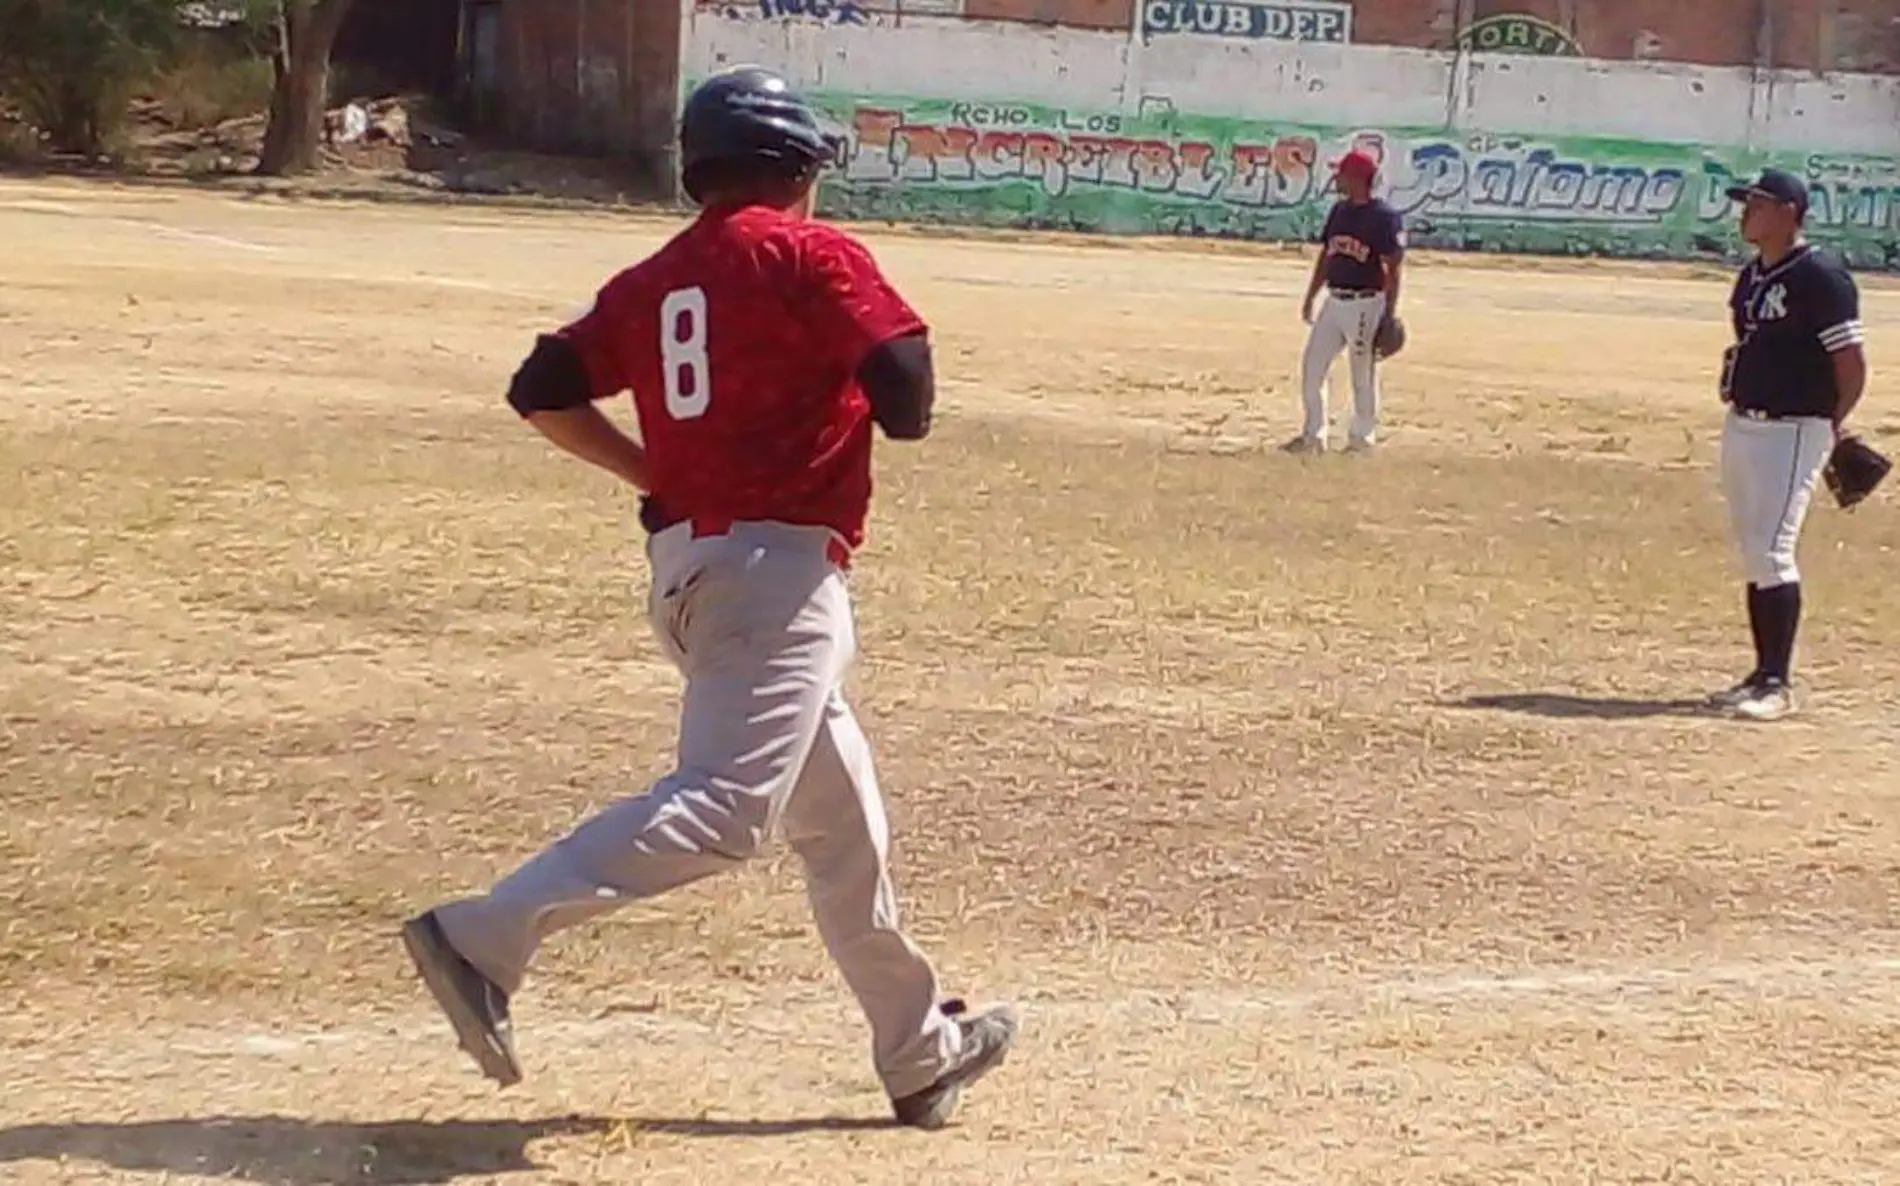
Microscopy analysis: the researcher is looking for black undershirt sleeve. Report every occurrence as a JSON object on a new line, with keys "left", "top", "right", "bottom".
{"left": 857, "top": 332, "right": 934, "bottom": 441}
{"left": 505, "top": 334, "right": 595, "bottom": 418}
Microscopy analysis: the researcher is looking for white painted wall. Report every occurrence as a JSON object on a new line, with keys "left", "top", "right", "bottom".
{"left": 1458, "top": 56, "right": 1751, "bottom": 147}
{"left": 1754, "top": 73, "right": 1900, "bottom": 155}
{"left": 688, "top": 14, "right": 1131, "bottom": 111}
{"left": 1130, "top": 35, "right": 1455, "bottom": 129}
{"left": 681, "top": 10, "right": 1900, "bottom": 158}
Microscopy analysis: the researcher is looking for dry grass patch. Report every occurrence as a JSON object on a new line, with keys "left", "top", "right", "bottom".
{"left": 3, "top": 179, "right": 1900, "bottom": 1183}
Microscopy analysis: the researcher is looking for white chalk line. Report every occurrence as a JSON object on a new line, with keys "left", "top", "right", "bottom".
{"left": 124, "top": 218, "right": 282, "bottom": 254}
{"left": 0, "top": 198, "right": 284, "bottom": 255}
{"left": 0, "top": 197, "right": 84, "bottom": 216}
{"left": 7, "top": 193, "right": 548, "bottom": 297}
{"left": 399, "top": 274, "right": 552, "bottom": 301}
{"left": 0, "top": 193, "right": 561, "bottom": 288}
{"left": 84, "top": 950, "right": 1900, "bottom": 1065}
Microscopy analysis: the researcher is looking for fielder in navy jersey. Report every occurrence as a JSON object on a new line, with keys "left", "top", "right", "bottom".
{"left": 1289, "top": 149, "right": 1406, "bottom": 454}
{"left": 1709, "top": 168, "right": 1869, "bottom": 721}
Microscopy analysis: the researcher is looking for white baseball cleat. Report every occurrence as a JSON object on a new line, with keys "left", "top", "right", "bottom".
{"left": 1730, "top": 681, "right": 1796, "bottom": 721}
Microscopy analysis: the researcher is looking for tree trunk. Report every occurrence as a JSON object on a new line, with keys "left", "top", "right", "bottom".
{"left": 255, "top": 0, "right": 355, "bottom": 176}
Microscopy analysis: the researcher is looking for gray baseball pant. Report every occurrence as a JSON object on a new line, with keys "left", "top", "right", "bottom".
{"left": 432, "top": 519, "right": 963, "bottom": 1099}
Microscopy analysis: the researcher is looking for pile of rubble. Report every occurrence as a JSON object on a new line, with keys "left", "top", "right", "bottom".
{"left": 325, "top": 98, "right": 428, "bottom": 150}
{"left": 66, "top": 89, "right": 648, "bottom": 204}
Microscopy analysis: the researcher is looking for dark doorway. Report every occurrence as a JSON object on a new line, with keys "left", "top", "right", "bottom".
{"left": 333, "top": 0, "right": 464, "bottom": 100}
{"left": 461, "top": 0, "right": 504, "bottom": 131}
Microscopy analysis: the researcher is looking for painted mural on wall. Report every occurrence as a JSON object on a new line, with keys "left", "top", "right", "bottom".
{"left": 798, "top": 92, "right": 1900, "bottom": 267}
{"left": 1140, "top": 1, "right": 1353, "bottom": 43}
{"left": 699, "top": 0, "right": 874, "bottom": 26}
{"left": 1456, "top": 14, "right": 1583, "bottom": 56}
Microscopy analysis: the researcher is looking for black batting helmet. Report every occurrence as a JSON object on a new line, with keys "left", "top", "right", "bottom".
{"left": 679, "top": 66, "right": 841, "bottom": 203}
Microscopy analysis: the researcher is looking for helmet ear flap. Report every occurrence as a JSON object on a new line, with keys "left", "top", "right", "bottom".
{"left": 681, "top": 162, "right": 709, "bottom": 205}
{"left": 819, "top": 122, "right": 847, "bottom": 165}
{"left": 679, "top": 154, "right": 816, "bottom": 207}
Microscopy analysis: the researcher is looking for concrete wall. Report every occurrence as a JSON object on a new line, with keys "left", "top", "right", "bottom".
{"left": 683, "top": 7, "right": 1900, "bottom": 266}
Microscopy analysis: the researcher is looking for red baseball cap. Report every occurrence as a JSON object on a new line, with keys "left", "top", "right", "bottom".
{"left": 1333, "top": 149, "right": 1378, "bottom": 179}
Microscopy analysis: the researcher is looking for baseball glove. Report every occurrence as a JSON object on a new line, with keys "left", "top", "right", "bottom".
{"left": 1373, "top": 314, "right": 1406, "bottom": 360}
{"left": 1824, "top": 433, "right": 1891, "bottom": 510}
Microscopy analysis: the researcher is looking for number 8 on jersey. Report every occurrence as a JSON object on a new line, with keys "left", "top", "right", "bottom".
{"left": 661, "top": 286, "right": 711, "bottom": 421}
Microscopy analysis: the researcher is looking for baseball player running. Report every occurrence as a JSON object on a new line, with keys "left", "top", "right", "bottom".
{"left": 1711, "top": 168, "right": 1867, "bottom": 721}
{"left": 399, "top": 66, "right": 1018, "bottom": 1129}
{"left": 1287, "top": 148, "right": 1406, "bottom": 454}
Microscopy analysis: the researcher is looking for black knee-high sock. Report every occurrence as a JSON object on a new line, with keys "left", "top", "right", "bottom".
{"left": 1745, "top": 583, "right": 1766, "bottom": 676}
{"left": 1756, "top": 582, "right": 1802, "bottom": 683}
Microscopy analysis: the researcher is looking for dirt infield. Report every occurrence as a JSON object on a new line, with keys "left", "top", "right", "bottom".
{"left": 4, "top": 177, "right": 1900, "bottom": 1184}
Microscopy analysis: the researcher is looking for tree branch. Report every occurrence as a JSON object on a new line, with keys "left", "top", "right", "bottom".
{"left": 311, "top": 0, "right": 355, "bottom": 42}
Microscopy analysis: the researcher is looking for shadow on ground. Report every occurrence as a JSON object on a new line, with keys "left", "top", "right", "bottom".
{"left": 1452, "top": 692, "right": 1715, "bottom": 720}
{"left": 0, "top": 1113, "right": 893, "bottom": 1184}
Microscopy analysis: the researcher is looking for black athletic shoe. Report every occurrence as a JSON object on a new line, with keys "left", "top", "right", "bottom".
{"left": 400, "top": 910, "right": 522, "bottom": 1087}
{"left": 890, "top": 1001, "right": 1019, "bottom": 1130}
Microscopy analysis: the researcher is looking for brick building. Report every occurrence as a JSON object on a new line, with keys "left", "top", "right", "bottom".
{"left": 967, "top": 0, "right": 1900, "bottom": 73}
{"left": 455, "top": 0, "right": 682, "bottom": 184}
{"left": 438, "top": 0, "right": 1899, "bottom": 176}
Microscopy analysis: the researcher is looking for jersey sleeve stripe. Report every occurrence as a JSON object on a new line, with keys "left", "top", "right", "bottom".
{"left": 1819, "top": 320, "right": 1865, "bottom": 351}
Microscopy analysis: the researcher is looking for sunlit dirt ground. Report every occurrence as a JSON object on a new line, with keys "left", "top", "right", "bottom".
{"left": 4, "top": 178, "right": 1900, "bottom": 1184}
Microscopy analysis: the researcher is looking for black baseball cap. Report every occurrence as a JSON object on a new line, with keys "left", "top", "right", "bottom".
{"left": 1724, "top": 168, "right": 1809, "bottom": 216}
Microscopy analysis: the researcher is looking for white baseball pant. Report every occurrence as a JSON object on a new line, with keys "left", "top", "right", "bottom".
{"left": 431, "top": 519, "right": 964, "bottom": 1099}
{"left": 1300, "top": 289, "right": 1387, "bottom": 445}
{"left": 1720, "top": 409, "right": 1833, "bottom": 587}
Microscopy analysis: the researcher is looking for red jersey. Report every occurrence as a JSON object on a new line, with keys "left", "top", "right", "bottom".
{"left": 556, "top": 204, "right": 926, "bottom": 550}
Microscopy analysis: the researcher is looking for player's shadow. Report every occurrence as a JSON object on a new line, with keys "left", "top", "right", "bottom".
{"left": 0, "top": 1113, "right": 892, "bottom": 1185}
{"left": 1451, "top": 691, "right": 1715, "bottom": 720}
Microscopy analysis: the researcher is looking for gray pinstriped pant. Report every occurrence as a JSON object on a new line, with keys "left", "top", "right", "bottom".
{"left": 433, "top": 520, "right": 963, "bottom": 1098}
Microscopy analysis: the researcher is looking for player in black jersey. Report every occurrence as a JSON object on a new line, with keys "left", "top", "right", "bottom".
{"left": 1712, "top": 169, "right": 1868, "bottom": 720}
{"left": 1289, "top": 149, "right": 1406, "bottom": 454}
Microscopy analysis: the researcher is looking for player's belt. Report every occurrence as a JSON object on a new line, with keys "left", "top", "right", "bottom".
{"left": 639, "top": 495, "right": 666, "bottom": 533}
{"left": 1732, "top": 405, "right": 1824, "bottom": 422}
{"left": 641, "top": 500, "right": 851, "bottom": 569}
{"left": 1329, "top": 286, "right": 1381, "bottom": 299}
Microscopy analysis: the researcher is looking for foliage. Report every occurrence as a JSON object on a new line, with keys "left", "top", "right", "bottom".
{"left": 150, "top": 46, "right": 277, "bottom": 129}
{"left": 0, "top": 0, "right": 182, "bottom": 156}
{"left": 183, "top": 0, "right": 286, "bottom": 56}
{"left": 0, "top": 0, "right": 359, "bottom": 172}
{"left": 0, "top": 115, "right": 44, "bottom": 166}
